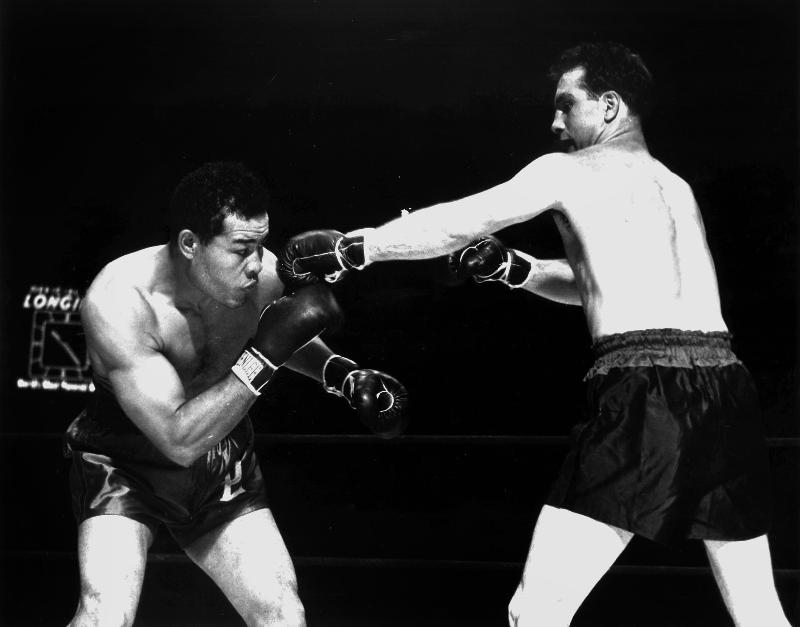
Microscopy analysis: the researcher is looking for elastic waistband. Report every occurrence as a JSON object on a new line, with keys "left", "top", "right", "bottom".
{"left": 592, "top": 328, "right": 733, "bottom": 358}
{"left": 586, "top": 329, "right": 740, "bottom": 380}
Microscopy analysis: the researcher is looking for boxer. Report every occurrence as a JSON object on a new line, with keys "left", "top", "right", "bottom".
{"left": 65, "top": 161, "right": 407, "bottom": 627}
{"left": 276, "top": 43, "right": 789, "bottom": 627}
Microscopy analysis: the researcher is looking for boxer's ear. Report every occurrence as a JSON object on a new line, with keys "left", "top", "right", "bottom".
{"left": 177, "top": 229, "right": 198, "bottom": 259}
{"left": 601, "top": 91, "right": 621, "bottom": 122}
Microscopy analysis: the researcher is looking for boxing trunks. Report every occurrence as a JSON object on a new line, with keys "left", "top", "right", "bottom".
{"left": 64, "top": 382, "right": 268, "bottom": 547}
{"left": 547, "top": 329, "right": 772, "bottom": 545}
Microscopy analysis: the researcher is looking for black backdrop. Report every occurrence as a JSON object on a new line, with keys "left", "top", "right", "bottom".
{"left": 0, "top": 0, "right": 798, "bottom": 625}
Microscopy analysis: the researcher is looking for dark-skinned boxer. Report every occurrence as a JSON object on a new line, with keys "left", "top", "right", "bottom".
{"left": 64, "top": 161, "right": 406, "bottom": 627}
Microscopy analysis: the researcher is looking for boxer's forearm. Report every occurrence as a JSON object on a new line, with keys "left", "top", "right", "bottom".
{"left": 139, "top": 372, "right": 258, "bottom": 467}
{"left": 357, "top": 155, "right": 564, "bottom": 263}
{"left": 518, "top": 254, "right": 582, "bottom": 306}
{"left": 283, "top": 337, "right": 333, "bottom": 382}
{"left": 358, "top": 181, "right": 538, "bottom": 262}
{"left": 358, "top": 208, "right": 479, "bottom": 261}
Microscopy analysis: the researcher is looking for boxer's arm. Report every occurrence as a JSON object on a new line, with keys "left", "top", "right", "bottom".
{"left": 82, "top": 291, "right": 257, "bottom": 467}
{"left": 513, "top": 250, "right": 582, "bottom": 306}
{"left": 283, "top": 336, "right": 332, "bottom": 382}
{"left": 362, "top": 153, "right": 569, "bottom": 262}
{"left": 283, "top": 336, "right": 409, "bottom": 438}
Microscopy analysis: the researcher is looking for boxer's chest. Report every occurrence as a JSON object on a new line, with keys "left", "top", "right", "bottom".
{"left": 157, "top": 302, "right": 259, "bottom": 393}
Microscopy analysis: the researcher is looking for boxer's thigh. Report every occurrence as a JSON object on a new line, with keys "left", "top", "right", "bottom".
{"left": 72, "top": 515, "right": 153, "bottom": 626}
{"left": 184, "top": 508, "right": 304, "bottom": 626}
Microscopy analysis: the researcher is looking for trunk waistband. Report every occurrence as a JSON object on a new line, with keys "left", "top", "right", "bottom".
{"left": 586, "top": 329, "right": 740, "bottom": 380}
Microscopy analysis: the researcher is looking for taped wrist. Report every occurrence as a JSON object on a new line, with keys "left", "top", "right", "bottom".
{"left": 320, "top": 235, "right": 366, "bottom": 283}
{"left": 477, "top": 250, "right": 533, "bottom": 288}
{"left": 336, "top": 235, "right": 367, "bottom": 268}
{"left": 504, "top": 252, "right": 534, "bottom": 288}
{"left": 322, "top": 354, "right": 359, "bottom": 398}
{"left": 231, "top": 345, "right": 279, "bottom": 397}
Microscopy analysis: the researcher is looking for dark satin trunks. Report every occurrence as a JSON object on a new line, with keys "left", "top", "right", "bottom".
{"left": 65, "top": 383, "right": 268, "bottom": 547}
{"left": 547, "top": 329, "right": 772, "bottom": 545}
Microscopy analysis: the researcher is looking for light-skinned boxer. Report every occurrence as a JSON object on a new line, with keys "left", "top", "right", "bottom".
{"left": 276, "top": 43, "right": 790, "bottom": 627}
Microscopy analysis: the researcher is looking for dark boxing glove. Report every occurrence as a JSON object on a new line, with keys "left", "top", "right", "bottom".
{"left": 278, "top": 230, "right": 368, "bottom": 291}
{"left": 232, "top": 284, "right": 343, "bottom": 396}
{"left": 323, "top": 355, "right": 408, "bottom": 439}
{"left": 448, "top": 236, "right": 532, "bottom": 288}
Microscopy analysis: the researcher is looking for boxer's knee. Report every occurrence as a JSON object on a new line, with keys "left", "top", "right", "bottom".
{"left": 508, "top": 578, "right": 581, "bottom": 627}
{"left": 240, "top": 588, "right": 305, "bottom": 627}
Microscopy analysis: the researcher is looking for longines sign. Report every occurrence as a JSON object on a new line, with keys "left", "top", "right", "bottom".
{"left": 17, "top": 286, "right": 94, "bottom": 393}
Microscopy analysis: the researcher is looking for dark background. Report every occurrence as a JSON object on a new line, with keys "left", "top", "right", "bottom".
{"left": 0, "top": 0, "right": 797, "bottom": 625}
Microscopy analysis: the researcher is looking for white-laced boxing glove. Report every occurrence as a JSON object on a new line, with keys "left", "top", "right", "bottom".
{"left": 322, "top": 355, "right": 408, "bottom": 439}
{"left": 448, "top": 236, "right": 533, "bottom": 288}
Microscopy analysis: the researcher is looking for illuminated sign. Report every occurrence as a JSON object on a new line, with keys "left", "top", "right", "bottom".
{"left": 17, "top": 286, "right": 94, "bottom": 393}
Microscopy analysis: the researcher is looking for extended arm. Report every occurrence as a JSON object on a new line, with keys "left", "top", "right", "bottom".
{"left": 363, "top": 154, "right": 567, "bottom": 261}
{"left": 277, "top": 153, "right": 571, "bottom": 288}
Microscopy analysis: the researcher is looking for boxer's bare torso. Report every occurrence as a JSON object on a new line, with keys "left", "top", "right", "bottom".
{"left": 84, "top": 243, "right": 280, "bottom": 398}
{"left": 549, "top": 139, "right": 727, "bottom": 339}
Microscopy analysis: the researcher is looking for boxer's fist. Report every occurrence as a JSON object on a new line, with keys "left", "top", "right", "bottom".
{"left": 232, "top": 285, "right": 343, "bottom": 395}
{"left": 323, "top": 355, "right": 408, "bottom": 439}
{"left": 448, "top": 236, "right": 531, "bottom": 288}
{"left": 278, "top": 230, "right": 367, "bottom": 291}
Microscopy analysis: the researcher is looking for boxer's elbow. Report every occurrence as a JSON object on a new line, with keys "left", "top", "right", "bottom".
{"left": 156, "top": 430, "right": 205, "bottom": 467}
{"left": 169, "top": 447, "right": 202, "bottom": 468}
{"left": 161, "top": 442, "right": 201, "bottom": 468}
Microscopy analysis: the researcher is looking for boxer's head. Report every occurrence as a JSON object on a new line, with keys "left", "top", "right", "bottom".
{"left": 170, "top": 162, "right": 271, "bottom": 308}
{"left": 548, "top": 42, "right": 654, "bottom": 151}
{"left": 169, "top": 161, "right": 270, "bottom": 245}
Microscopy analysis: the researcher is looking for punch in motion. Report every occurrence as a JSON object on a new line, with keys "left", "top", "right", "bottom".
{"left": 277, "top": 43, "right": 790, "bottom": 627}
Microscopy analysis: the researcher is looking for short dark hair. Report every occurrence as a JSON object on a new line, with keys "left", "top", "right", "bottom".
{"left": 549, "top": 42, "right": 655, "bottom": 118}
{"left": 168, "top": 161, "right": 270, "bottom": 245}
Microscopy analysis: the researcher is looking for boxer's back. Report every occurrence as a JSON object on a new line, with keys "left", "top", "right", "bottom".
{"left": 556, "top": 143, "right": 727, "bottom": 339}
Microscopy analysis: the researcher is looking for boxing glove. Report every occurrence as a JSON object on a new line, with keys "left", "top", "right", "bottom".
{"left": 232, "top": 284, "right": 343, "bottom": 396}
{"left": 278, "top": 230, "right": 367, "bottom": 291}
{"left": 323, "top": 355, "right": 408, "bottom": 439}
{"left": 448, "top": 236, "right": 532, "bottom": 288}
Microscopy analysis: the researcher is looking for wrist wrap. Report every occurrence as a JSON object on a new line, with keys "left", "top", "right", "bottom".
{"left": 322, "top": 354, "right": 359, "bottom": 398}
{"left": 231, "top": 345, "right": 279, "bottom": 397}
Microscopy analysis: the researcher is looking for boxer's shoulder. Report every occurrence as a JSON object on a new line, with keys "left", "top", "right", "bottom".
{"left": 82, "top": 246, "right": 165, "bottom": 339}
{"left": 88, "top": 246, "right": 164, "bottom": 298}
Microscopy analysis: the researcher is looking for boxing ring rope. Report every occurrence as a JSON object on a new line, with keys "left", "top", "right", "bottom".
{"left": 4, "top": 433, "right": 796, "bottom": 574}
{"left": 2, "top": 433, "right": 799, "bottom": 447}
{"left": 1, "top": 549, "right": 798, "bottom": 579}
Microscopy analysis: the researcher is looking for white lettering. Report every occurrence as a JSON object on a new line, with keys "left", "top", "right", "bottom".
{"left": 220, "top": 460, "right": 246, "bottom": 502}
